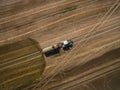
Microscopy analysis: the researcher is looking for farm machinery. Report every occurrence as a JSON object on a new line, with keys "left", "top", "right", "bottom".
{"left": 42, "top": 39, "right": 73, "bottom": 57}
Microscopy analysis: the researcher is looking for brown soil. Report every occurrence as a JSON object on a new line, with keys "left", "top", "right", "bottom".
{"left": 0, "top": 0, "right": 120, "bottom": 90}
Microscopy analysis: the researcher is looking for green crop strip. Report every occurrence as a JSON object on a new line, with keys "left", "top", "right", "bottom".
{"left": 60, "top": 6, "right": 77, "bottom": 13}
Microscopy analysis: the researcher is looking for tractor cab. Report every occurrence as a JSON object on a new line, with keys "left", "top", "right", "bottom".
{"left": 61, "top": 39, "right": 73, "bottom": 50}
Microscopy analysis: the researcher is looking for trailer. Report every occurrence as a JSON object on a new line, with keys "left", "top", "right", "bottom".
{"left": 43, "top": 44, "right": 61, "bottom": 57}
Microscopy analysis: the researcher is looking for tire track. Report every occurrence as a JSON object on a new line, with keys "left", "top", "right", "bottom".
{"left": 37, "top": 1, "right": 120, "bottom": 89}
{"left": 0, "top": 51, "right": 40, "bottom": 68}
{"left": 0, "top": 0, "right": 97, "bottom": 33}
{"left": 0, "top": 3, "right": 113, "bottom": 43}
{"left": 32, "top": 23, "right": 120, "bottom": 90}
{"left": 45, "top": 28, "right": 120, "bottom": 71}
{"left": 40, "top": 16, "right": 120, "bottom": 47}
{"left": 1, "top": 14, "right": 119, "bottom": 75}
{"left": 56, "top": 59, "right": 120, "bottom": 90}
{"left": 0, "top": 0, "right": 82, "bottom": 24}
{"left": 0, "top": 54, "right": 41, "bottom": 71}
{"left": 45, "top": 40, "right": 120, "bottom": 90}
{"left": 35, "top": 39, "right": 120, "bottom": 90}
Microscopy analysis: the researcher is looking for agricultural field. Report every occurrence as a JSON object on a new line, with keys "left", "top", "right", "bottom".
{"left": 0, "top": 39, "right": 46, "bottom": 90}
{"left": 0, "top": 0, "right": 120, "bottom": 90}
